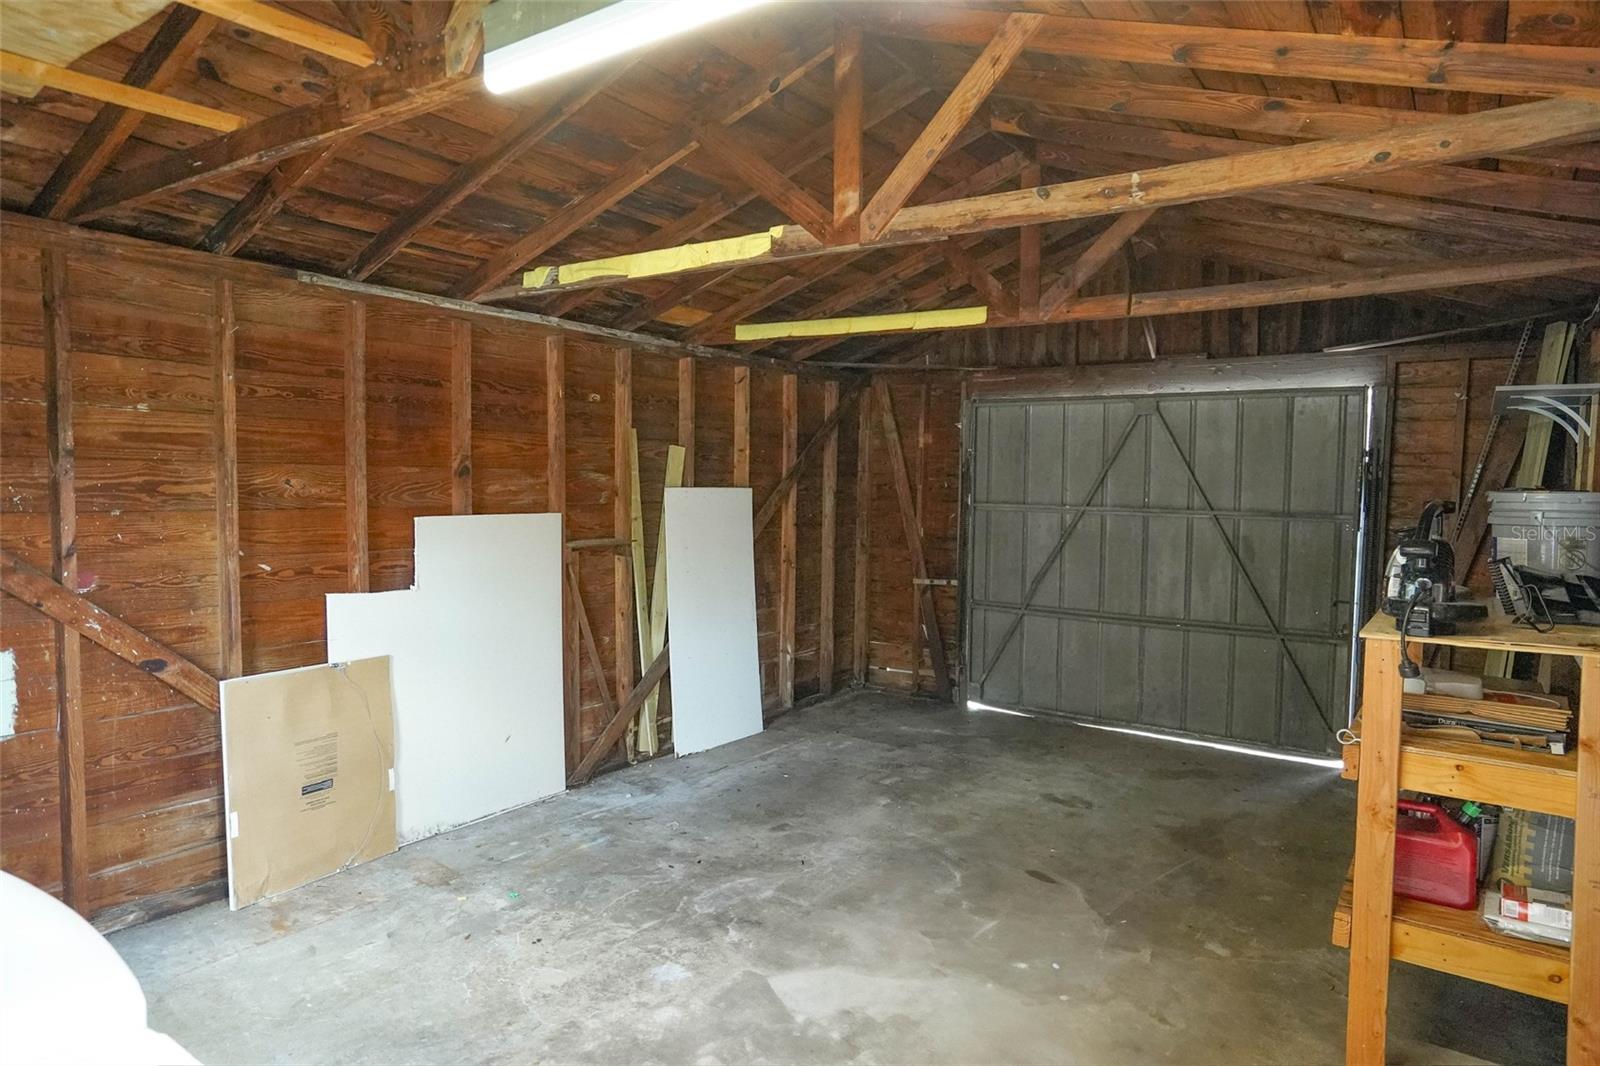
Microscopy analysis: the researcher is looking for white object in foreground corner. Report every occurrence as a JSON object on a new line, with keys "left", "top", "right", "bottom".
{"left": 326, "top": 514, "right": 566, "bottom": 844}
{"left": 483, "top": 0, "right": 774, "bottom": 95}
{"left": 664, "top": 487, "right": 763, "bottom": 755}
{"left": 0, "top": 871, "right": 199, "bottom": 1066}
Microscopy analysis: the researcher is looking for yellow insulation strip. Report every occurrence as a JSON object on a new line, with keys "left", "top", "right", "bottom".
{"left": 734, "top": 305, "right": 989, "bottom": 342}
{"left": 523, "top": 228, "right": 781, "bottom": 289}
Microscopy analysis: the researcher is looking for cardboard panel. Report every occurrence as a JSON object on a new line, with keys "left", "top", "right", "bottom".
{"left": 220, "top": 657, "right": 397, "bottom": 910}
{"left": 326, "top": 514, "right": 565, "bottom": 843}
{"left": 664, "top": 488, "right": 763, "bottom": 755}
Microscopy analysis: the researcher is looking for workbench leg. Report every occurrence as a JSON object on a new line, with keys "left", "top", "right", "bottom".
{"left": 1572, "top": 658, "right": 1600, "bottom": 1064}
{"left": 1347, "top": 640, "right": 1403, "bottom": 1066}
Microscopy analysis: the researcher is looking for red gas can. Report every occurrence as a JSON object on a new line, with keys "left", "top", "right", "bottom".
{"left": 1393, "top": 799, "right": 1479, "bottom": 909}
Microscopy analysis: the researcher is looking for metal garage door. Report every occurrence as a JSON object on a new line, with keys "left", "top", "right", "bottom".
{"left": 965, "top": 389, "right": 1370, "bottom": 755}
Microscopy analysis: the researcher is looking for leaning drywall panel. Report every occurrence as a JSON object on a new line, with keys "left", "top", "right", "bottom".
{"left": 220, "top": 657, "right": 397, "bottom": 909}
{"left": 326, "top": 514, "right": 566, "bottom": 843}
{"left": 664, "top": 488, "right": 763, "bottom": 754}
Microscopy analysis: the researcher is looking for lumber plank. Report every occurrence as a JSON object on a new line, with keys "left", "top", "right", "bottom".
{"left": 860, "top": 5, "right": 1600, "bottom": 99}
{"left": 546, "top": 335, "right": 576, "bottom": 771}
{"left": 212, "top": 279, "right": 242, "bottom": 679}
{"left": 344, "top": 299, "right": 369, "bottom": 593}
{"left": 640, "top": 446, "right": 685, "bottom": 753}
{"left": 626, "top": 428, "right": 650, "bottom": 757}
{"left": 778, "top": 376, "right": 799, "bottom": 707}
{"left": 677, "top": 356, "right": 696, "bottom": 486}
{"left": 1346, "top": 639, "right": 1404, "bottom": 1065}
{"left": 1, "top": 550, "right": 221, "bottom": 715}
{"left": 29, "top": 7, "right": 217, "bottom": 220}
{"left": 872, "top": 382, "right": 952, "bottom": 701}
{"left": 613, "top": 348, "right": 634, "bottom": 699}
{"left": 858, "top": 12, "right": 1041, "bottom": 239}
{"left": 182, "top": 0, "right": 376, "bottom": 66}
{"left": 0, "top": 51, "right": 242, "bottom": 132}
{"left": 40, "top": 249, "right": 87, "bottom": 913}
{"left": 567, "top": 646, "right": 669, "bottom": 787}
{"left": 833, "top": 19, "right": 864, "bottom": 245}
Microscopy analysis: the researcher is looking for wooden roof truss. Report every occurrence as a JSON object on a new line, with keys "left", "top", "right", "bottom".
{"left": 2, "top": 1, "right": 1597, "bottom": 363}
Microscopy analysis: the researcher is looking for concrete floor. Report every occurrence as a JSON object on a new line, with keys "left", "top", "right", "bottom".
{"left": 113, "top": 690, "right": 1566, "bottom": 1065}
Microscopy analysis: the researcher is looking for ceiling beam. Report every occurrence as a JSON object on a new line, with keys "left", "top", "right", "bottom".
{"left": 940, "top": 241, "right": 1017, "bottom": 318}
{"left": 181, "top": 0, "right": 376, "bottom": 66}
{"left": 196, "top": 142, "right": 340, "bottom": 255}
{"left": 1007, "top": 109, "right": 1600, "bottom": 222}
{"left": 858, "top": 11, "right": 1040, "bottom": 240}
{"left": 859, "top": 5, "right": 1600, "bottom": 100}
{"left": 955, "top": 64, "right": 1600, "bottom": 172}
{"left": 683, "top": 147, "right": 1028, "bottom": 343}
{"left": 546, "top": 73, "right": 927, "bottom": 320}
{"left": 447, "top": 38, "right": 835, "bottom": 301}
{"left": 1039, "top": 208, "right": 1158, "bottom": 316}
{"left": 1017, "top": 160, "right": 1040, "bottom": 316}
{"left": 69, "top": 50, "right": 478, "bottom": 222}
{"left": 29, "top": 7, "right": 218, "bottom": 220}
{"left": 725, "top": 256, "right": 1599, "bottom": 343}
{"left": 341, "top": 66, "right": 623, "bottom": 280}
{"left": 499, "top": 97, "right": 1600, "bottom": 297}
{"left": 833, "top": 19, "right": 864, "bottom": 244}
{"left": 0, "top": 50, "right": 242, "bottom": 132}
{"left": 693, "top": 121, "right": 834, "bottom": 242}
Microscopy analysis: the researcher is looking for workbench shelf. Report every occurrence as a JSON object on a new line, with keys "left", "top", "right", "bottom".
{"left": 1340, "top": 721, "right": 1578, "bottom": 819}
{"left": 1332, "top": 875, "right": 1570, "bottom": 1003}
{"left": 1339, "top": 614, "right": 1598, "bottom": 1066}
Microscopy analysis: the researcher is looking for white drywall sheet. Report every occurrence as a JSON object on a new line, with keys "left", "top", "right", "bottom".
{"left": 326, "top": 514, "right": 566, "bottom": 843}
{"left": 220, "top": 657, "right": 397, "bottom": 909}
{"left": 663, "top": 488, "right": 763, "bottom": 755}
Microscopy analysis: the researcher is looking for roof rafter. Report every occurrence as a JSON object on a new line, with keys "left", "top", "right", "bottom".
{"left": 729, "top": 255, "right": 1599, "bottom": 344}
{"left": 860, "top": 5, "right": 1600, "bottom": 99}
{"left": 857, "top": 11, "right": 1041, "bottom": 239}
{"left": 447, "top": 36, "right": 836, "bottom": 300}
{"left": 341, "top": 63, "right": 626, "bottom": 280}
{"left": 69, "top": 46, "right": 480, "bottom": 222}
{"left": 499, "top": 97, "right": 1600, "bottom": 298}
{"left": 29, "top": 6, "right": 218, "bottom": 220}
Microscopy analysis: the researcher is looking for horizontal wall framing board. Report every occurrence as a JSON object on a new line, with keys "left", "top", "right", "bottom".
{"left": 663, "top": 488, "right": 763, "bottom": 756}
{"left": 326, "top": 514, "right": 566, "bottom": 843}
{"left": 220, "top": 656, "right": 397, "bottom": 910}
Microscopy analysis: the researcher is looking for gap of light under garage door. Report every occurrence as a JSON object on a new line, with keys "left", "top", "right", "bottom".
{"left": 966, "top": 700, "right": 1345, "bottom": 769}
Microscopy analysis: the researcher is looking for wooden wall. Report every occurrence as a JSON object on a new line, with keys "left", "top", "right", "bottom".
{"left": 0, "top": 213, "right": 855, "bottom": 927}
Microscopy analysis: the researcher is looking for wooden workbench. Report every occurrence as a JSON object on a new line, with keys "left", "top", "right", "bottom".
{"left": 1342, "top": 614, "right": 1600, "bottom": 1064}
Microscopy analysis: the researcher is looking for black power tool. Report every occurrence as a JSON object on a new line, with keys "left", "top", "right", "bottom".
{"left": 1383, "top": 501, "right": 1487, "bottom": 677}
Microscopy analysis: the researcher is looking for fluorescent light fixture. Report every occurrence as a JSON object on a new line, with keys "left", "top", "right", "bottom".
{"left": 484, "top": 0, "right": 774, "bottom": 96}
